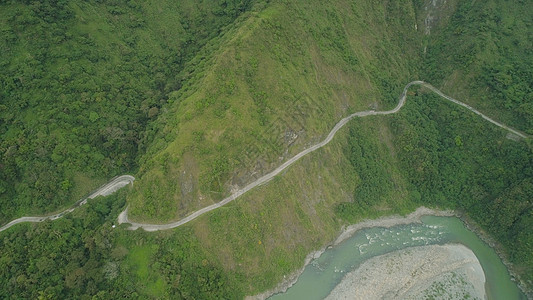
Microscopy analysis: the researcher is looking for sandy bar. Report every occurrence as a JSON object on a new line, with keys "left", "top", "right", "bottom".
{"left": 325, "top": 244, "right": 486, "bottom": 300}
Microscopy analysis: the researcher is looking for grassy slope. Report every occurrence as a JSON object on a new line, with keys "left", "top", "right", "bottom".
{"left": 191, "top": 116, "right": 422, "bottom": 294}
{"left": 128, "top": 0, "right": 420, "bottom": 222}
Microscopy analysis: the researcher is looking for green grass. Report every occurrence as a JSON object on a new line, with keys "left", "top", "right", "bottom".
{"left": 124, "top": 245, "right": 167, "bottom": 298}
{"left": 127, "top": 246, "right": 151, "bottom": 280}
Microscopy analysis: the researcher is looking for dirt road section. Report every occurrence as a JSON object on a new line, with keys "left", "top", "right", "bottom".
{"left": 0, "top": 175, "right": 134, "bottom": 232}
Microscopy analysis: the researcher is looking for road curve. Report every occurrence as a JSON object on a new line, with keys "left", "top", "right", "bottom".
{"left": 119, "top": 81, "right": 529, "bottom": 231}
{"left": 0, "top": 175, "right": 134, "bottom": 233}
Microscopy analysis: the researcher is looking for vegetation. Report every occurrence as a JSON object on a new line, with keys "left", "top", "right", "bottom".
{"left": 0, "top": 0, "right": 531, "bottom": 298}
{"left": 420, "top": 0, "right": 533, "bottom": 134}
{"left": 390, "top": 90, "right": 533, "bottom": 286}
{"left": 0, "top": 191, "right": 239, "bottom": 299}
{"left": 127, "top": 0, "right": 420, "bottom": 222}
{"left": 414, "top": 0, "right": 533, "bottom": 286}
{"left": 0, "top": 0, "right": 255, "bottom": 223}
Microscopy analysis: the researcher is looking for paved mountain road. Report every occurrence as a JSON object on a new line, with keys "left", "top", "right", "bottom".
{"left": 0, "top": 175, "right": 134, "bottom": 232}
{"left": 1, "top": 82, "right": 527, "bottom": 233}
{"left": 118, "top": 81, "right": 529, "bottom": 231}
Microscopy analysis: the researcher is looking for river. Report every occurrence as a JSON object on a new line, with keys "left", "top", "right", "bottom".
{"left": 270, "top": 216, "right": 525, "bottom": 299}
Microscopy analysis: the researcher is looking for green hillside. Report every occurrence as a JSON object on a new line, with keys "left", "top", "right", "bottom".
{"left": 0, "top": 0, "right": 531, "bottom": 299}
{"left": 0, "top": 0, "right": 254, "bottom": 223}
{"left": 127, "top": 0, "right": 420, "bottom": 222}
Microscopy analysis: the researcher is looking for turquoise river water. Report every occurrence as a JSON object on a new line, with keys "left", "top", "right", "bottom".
{"left": 270, "top": 216, "right": 525, "bottom": 300}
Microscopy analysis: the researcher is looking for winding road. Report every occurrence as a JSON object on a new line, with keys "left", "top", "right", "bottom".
{"left": 1, "top": 82, "right": 527, "bottom": 233}
{"left": 0, "top": 175, "right": 134, "bottom": 232}
{"left": 118, "top": 81, "right": 529, "bottom": 231}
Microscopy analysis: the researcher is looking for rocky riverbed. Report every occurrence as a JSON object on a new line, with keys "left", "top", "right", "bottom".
{"left": 325, "top": 244, "right": 486, "bottom": 300}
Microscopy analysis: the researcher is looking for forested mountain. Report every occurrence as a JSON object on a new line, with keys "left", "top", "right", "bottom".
{"left": 420, "top": 0, "right": 533, "bottom": 132}
{"left": 0, "top": 0, "right": 254, "bottom": 223}
{"left": 0, "top": 0, "right": 531, "bottom": 298}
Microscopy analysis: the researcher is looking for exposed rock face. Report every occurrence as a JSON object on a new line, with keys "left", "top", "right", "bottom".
{"left": 325, "top": 244, "right": 486, "bottom": 300}
{"left": 422, "top": 0, "right": 456, "bottom": 35}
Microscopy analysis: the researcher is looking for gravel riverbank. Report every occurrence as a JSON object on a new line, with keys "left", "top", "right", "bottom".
{"left": 324, "top": 244, "right": 486, "bottom": 299}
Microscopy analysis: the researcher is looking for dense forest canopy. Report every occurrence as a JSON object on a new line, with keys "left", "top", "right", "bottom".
{"left": 420, "top": 0, "right": 533, "bottom": 133}
{"left": 0, "top": 0, "right": 255, "bottom": 223}
{"left": 0, "top": 0, "right": 531, "bottom": 298}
